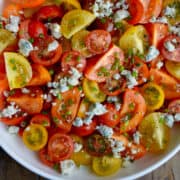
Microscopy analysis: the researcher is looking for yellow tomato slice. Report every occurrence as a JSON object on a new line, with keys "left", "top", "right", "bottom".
{"left": 55, "top": 0, "right": 81, "bottom": 9}
{"left": 92, "top": 156, "right": 122, "bottom": 176}
{"left": 61, "top": 9, "right": 96, "bottom": 39}
{"left": 0, "top": 29, "right": 16, "bottom": 53}
{"left": 119, "top": 25, "right": 149, "bottom": 54}
{"left": 77, "top": 98, "right": 91, "bottom": 118}
{"left": 139, "top": 112, "right": 170, "bottom": 153}
{"left": 23, "top": 124, "right": 48, "bottom": 151}
{"left": 141, "top": 83, "right": 165, "bottom": 111}
{"left": 83, "top": 78, "right": 106, "bottom": 103}
{"left": 165, "top": 60, "right": 180, "bottom": 80}
{"left": 4, "top": 52, "right": 32, "bottom": 90}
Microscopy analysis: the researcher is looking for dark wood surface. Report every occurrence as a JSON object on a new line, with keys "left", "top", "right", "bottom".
{"left": 0, "top": 148, "right": 179, "bottom": 180}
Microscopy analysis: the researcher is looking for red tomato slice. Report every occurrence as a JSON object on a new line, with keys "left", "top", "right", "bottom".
{"left": 161, "top": 35, "right": 180, "bottom": 62}
{"left": 119, "top": 90, "right": 146, "bottom": 133}
{"left": 168, "top": 99, "right": 180, "bottom": 114}
{"left": 85, "top": 30, "right": 111, "bottom": 55}
{"left": 0, "top": 54, "right": 5, "bottom": 73}
{"left": 128, "top": 0, "right": 145, "bottom": 25}
{"left": 61, "top": 51, "right": 86, "bottom": 73}
{"left": 30, "top": 36, "right": 62, "bottom": 66}
{"left": 39, "top": 148, "right": 54, "bottom": 167}
{"left": 30, "top": 114, "right": 51, "bottom": 128}
{"left": 7, "top": 87, "right": 43, "bottom": 115}
{"left": 28, "top": 20, "right": 47, "bottom": 39}
{"left": 48, "top": 133, "right": 74, "bottom": 162}
{"left": 72, "top": 119, "right": 97, "bottom": 136}
{"left": 0, "top": 116, "right": 25, "bottom": 125}
{"left": 150, "top": 69, "right": 180, "bottom": 99}
{"left": 85, "top": 45, "right": 124, "bottom": 83}
{"left": 35, "top": 5, "right": 64, "bottom": 21}
{"left": 98, "top": 103, "right": 120, "bottom": 127}
{"left": 51, "top": 87, "right": 81, "bottom": 132}
{"left": 19, "top": 19, "right": 31, "bottom": 40}
{"left": 11, "top": 0, "right": 45, "bottom": 8}
{"left": 145, "top": 23, "right": 169, "bottom": 48}
{"left": 28, "top": 64, "right": 51, "bottom": 86}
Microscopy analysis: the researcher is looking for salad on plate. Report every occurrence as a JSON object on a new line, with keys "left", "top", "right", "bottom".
{"left": 0, "top": 0, "right": 179, "bottom": 177}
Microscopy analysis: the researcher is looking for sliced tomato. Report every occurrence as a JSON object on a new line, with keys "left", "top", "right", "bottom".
{"left": 61, "top": 51, "right": 86, "bottom": 73}
{"left": 11, "top": 0, "right": 45, "bottom": 8}
{"left": 85, "top": 30, "right": 111, "bottom": 55}
{"left": 3, "top": 4, "right": 22, "bottom": 18}
{"left": 72, "top": 119, "right": 97, "bottom": 136}
{"left": 161, "top": 35, "right": 180, "bottom": 62}
{"left": 28, "top": 64, "right": 51, "bottom": 86}
{"left": 30, "top": 36, "right": 62, "bottom": 66}
{"left": 0, "top": 54, "right": 6, "bottom": 73}
{"left": 30, "top": 114, "right": 51, "bottom": 128}
{"left": 19, "top": 19, "right": 30, "bottom": 40}
{"left": 145, "top": 23, "right": 169, "bottom": 47}
{"left": 35, "top": 5, "right": 64, "bottom": 21}
{"left": 48, "top": 133, "right": 74, "bottom": 162}
{"left": 119, "top": 90, "right": 146, "bottom": 133}
{"left": 85, "top": 45, "right": 124, "bottom": 83}
{"left": 150, "top": 55, "right": 164, "bottom": 68}
{"left": 51, "top": 87, "right": 81, "bottom": 132}
{"left": 150, "top": 69, "right": 180, "bottom": 99}
{"left": 28, "top": 20, "right": 47, "bottom": 39}
{"left": 98, "top": 103, "right": 121, "bottom": 127}
{"left": 7, "top": 87, "right": 43, "bottom": 114}
{"left": 0, "top": 116, "right": 25, "bottom": 126}
{"left": 39, "top": 148, "right": 54, "bottom": 167}
{"left": 128, "top": 0, "right": 145, "bottom": 25}
{"left": 168, "top": 99, "right": 180, "bottom": 114}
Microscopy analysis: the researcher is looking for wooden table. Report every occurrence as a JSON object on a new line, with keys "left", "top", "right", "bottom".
{"left": 0, "top": 148, "right": 179, "bottom": 180}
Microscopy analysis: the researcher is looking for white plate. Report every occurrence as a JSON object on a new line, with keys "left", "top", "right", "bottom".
{"left": 0, "top": 1, "right": 180, "bottom": 179}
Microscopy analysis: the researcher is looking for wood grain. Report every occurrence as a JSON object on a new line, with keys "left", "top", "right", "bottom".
{"left": 0, "top": 148, "right": 179, "bottom": 180}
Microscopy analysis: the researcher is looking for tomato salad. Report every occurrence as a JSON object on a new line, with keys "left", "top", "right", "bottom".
{"left": 0, "top": 0, "right": 180, "bottom": 177}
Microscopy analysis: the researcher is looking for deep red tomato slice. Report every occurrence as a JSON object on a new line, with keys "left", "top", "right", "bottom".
{"left": 168, "top": 99, "right": 180, "bottom": 114}
{"left": 30, "top": 114, "right": 51, "bottom": 128}
{"left": 0, "top": 116, "right": 25, "bottom": 125}
{"left": 98, "top": 103, "right": 121, "bottom": 127}
{"left": 30, "top": 36, "right": 62, "bottom": 66}
{"left": 85, "top": 30, "right": 111, "bottom": 55}
{"left": 28, "top": 20, "right": 47, "bottom": 39}
{"left": 35, "top": 5, "right": 64, "bottom": 21}
{"left": 61, "top": 51, "right": 86, "bottom": 73}
{"left": 19, "top": 19, "right": 31, "bottom": 40}
{"left": 48, "top": 133, "right": 74, "bottom": 162}
{"left": 161, "top": 35, "right": 180, "bottom": 62}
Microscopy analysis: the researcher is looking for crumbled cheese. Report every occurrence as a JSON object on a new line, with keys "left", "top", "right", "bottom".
{"left": 170, "top": 25, "right": 180, "bottom": 36}
{"left": 96, "top": 125, "right": 113, "bottom": 138}
{"left": 115, "top": 102, "right": 121, "bottom": 111}
{"left": 3, "top": 90, "right": 9, "bottom": 97}
{"left": 142, "top": 77, "right": 147, "bottom": 83}
{"left": 149, "top": 16, "right": 168, "bottom": 24}
{"left": 133, "top": 131, "right": 141, "bottom": 144}
{"left": 60, "top": 160, "right": 76, "bottom": 176}
{"left": 174, "top": 113, "right": 180, "bottom": 122}
{"left": 115, "top": 0, "right": 128, "bottom": 10}
{"left": 164, "top": 40, "right": 175, "bottom": 52}
{"left": 131, "top": 148, "right": 138, "bottom": 155}
{"left": 90, "top": 103, "right": 107, "bottom": 115}
{"left": 145, "top": 46, "right": 160, "bottom": 62}
{"left": 21, "top": 88, "right": 30, "bottom": 94}
{"left": 107, "top": 96, "right": 120, "bottom": 103}
{"left": 113, "top": 73, "right": 121, "bottom": 80}
{"left": 73, "top": 117, "right": 83, "bottom": 127}
{"left": 68, "top": 67, "right": 82, "bottom": 86}
{"left": 114, "top": 10, "right": 130, "bottom": 22}
{"left": 47, "top": 23, "right": 62, "bottom": 39}
{"left": 74, "top": 142, "right": 83, "bottom": 153}
{"left": 48, "top": 40, "right": 59, "bottom": 52}
{"left": 18, "top": 39, "right": 34, "bottom": 57}
{"left": 156, "top": 61, "right": 164, "bottom": 69}
{"left": 164, "top": 6, "right": 176, "bottom": 17}
{"left": 8, "top": 126, "right": 20, "bottom": 134}
{"left": 59, "top": 77, "right": 70, "bottom": 93}
{"left": 5, "top": 15, "right": 20, "bottom": 33}
{"left": 122, "top": 156, "right": 132, "bottom": 168}
{"left": 164, "top": 114, "right": 174, "bottom": 128}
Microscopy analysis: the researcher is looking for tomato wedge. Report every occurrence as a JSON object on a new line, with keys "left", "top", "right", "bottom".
{"left": 119, "top": 90, "right": 146, "bottom": 133}
{"left": 7, "top": 87, "right": 43, "bottom": 114}
{"left": 39, "top": 148, "right": 54, "bottom": 167}
{"left": 0, "top": 116, "right": 25, "bottom": 126}
{"left": 30, "top": 114, "right": 51, "bottom": 128}
{"left": 19, "top": 19, "right": 30, "bottom": 40}
{"left": 11, "top": 0, "right": 45, "bottom": 8}
{"left": 51, "top": 87, "right": 81, "bottom": 132}
{"left": 48, "top": 133, "right": 74, "bottom": 162}
{"left": 85, "top": 45, "right": 124, "bottom": 83}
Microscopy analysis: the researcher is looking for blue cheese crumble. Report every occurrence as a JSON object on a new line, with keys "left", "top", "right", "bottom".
{"left": 145, "top": 46, "right": 160, "bottom": 62}
{"left": 18, "top": 39, "right": 34, "bottom": 57}
{"left": 96, "top": 125, "right": 113, "bottom": 138}
{"left": 60, "top": 160, "right": 76, "bottom": 176}
{"left": 5, "top": 15, "right": 20, "bottom": 33}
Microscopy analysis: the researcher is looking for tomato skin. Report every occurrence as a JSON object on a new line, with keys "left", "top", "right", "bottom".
{"left": 28, "top": 20, "right": 47, "bottom": 39}
{"left": 51, "top": 87, "right": 81, "bottom": 132}
{"left": 30, "top": 114, "right": 51, "bottom": 128}
{"left": 128, "top": 144, "right": 146, "bottom": 160}
{"left": 98, "top": 103, "right": 120, "bottom": 128}
{"left": 161, "top": 35, "right": 180, "bottom": 62}
{"left": 145, "top": 23, "right": 169, "bottom": 48}
{"left": 3, "top": 4, "right": 22, "bottom": 18}
{"left": 48, "top": 133, "right": 74, "bottom": 162}
{"left": 61, "top": 51, "right": 86, "bottom": 73}
{"left": 85, "top": 45, "right": 124, "bottom": 83}
{"left": 72, "top": 120, "right": 97, "bottom": 136}
{"left": 19, "top": 19, "right": 31, "bottom": 40}
{"left": 11, "top": 0, "right": 45, "bottom": 8}
{"left": 35, "top": 5, "right": 64, "bottom": 21}
{"left": 39, "top": 148, "right": 54, "bottom": 167}
{"left": 85, "top": 30, "right": 111, "bottom": 55}
{"left": 0, "top": 116, "right": 25, "bottom": 126}
{"left": 119, "top": 90, "right": 146, "bottom": 133}
{"left": 168, "top": 99, "right": 180, "bottom": 114}
{"left": 30, "top": 36, "right": 62, "bottom": 66}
